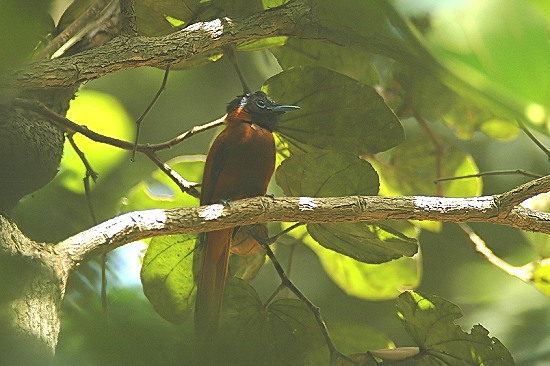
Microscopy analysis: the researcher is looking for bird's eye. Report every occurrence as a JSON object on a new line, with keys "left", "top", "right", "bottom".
{"left": 255, "top": 99, "right": 266, "bottom": 108}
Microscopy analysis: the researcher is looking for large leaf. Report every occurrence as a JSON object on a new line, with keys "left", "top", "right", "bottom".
{"left": 373, "top": 133, "right": 482, "bottom": 198}
{"left": 277, "top": 152, "right": 417, "bottom": 263}
{"left": 308, "top": 223, "right": 417, "bottom": 264}
{"left": 140, "top": 234, "right": 197, "bottom": 323}
{"left": 289, "top": 225, "right": 420, "bottom": 300}
{"left": 389, "top": 292, "right": 514, "bottom": 365}
{"left": 275, "top": 151, "right": 379, "bottom": 197}
{"left": 206, "top": 278, "right": 327, "bottom": 365}
{"left": 264, "top": 66, "right": 404, "bottom": 155}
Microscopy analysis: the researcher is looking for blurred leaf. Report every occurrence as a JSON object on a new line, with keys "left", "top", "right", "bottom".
{"left": 140, "top": 234, "right": 197, "bottom": 323}
{"left": 229, "top": 246, "right": 266, "bottom": 281}
{"left": 118, "top": 155, "right": 203, "bottom": 213}
{"left": 236, "top": 36, "right": 287, "bottom": 51}
{"left": 308, "top": 223, "right": 417, "bottom": 264}
{"left": 442, "top": 98, "right": 517, "bottom": 140}
{"left": 212, "top": 278, "right": 327, "bottom": 365}
{"left": 391, "top": 292, "right": 514, "bottom": 365}
{"left": 276, "top": 151, "right": 379, "bottom": 197}
{"left": 392, "top": 66, "right": 457, "bottom": 120}
{"left": 373, "top": 134, "right": 482, "bottom": 197}
{"left": 262, "top": 0, "right": 289, "bottom": 8}
{"left": 264, "top": 66, "right": 404, "bottom": 155}
{"left": 330, "top": 323, "right": 393, "bottom": 356}
{"left": 272, "top": 39, "right": 379, "bottom": 86}
{"left": 426, "top": 0, "right": 550, "bottom": 129}
{"left": 60, "top": 90, "right": 134, "bottom": 194}
{"left": 0, "top": 0, "right": 54, "bottom": 72}
{"left": 531, "top": 259, "right": 550, "bottom": 296}
{"left": 479, "top": 119, "right": 519, "bottom": 141}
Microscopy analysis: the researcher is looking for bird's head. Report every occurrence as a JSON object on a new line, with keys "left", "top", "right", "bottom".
{"left": 226, "top": 91, "right": 300, "bottom": 131}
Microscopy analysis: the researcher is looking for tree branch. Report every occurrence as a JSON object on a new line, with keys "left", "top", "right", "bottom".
{"left": 2, "top": 0, "right": 417, "bottom": 89}
{"left": 56, "top": 175, "right": 550, "bottom": 268}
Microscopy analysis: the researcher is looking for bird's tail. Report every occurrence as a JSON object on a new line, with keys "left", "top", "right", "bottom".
{"left": 194, "top": 229, "right": 232, "bottom": 342}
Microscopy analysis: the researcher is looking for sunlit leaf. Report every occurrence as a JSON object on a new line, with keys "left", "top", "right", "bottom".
{"left": 392, "top": 292, "right": 514, "bottom": 365}
{"left": 60, "top": 90, "right": 134, "bottom": 194}
{"left": 288, "top": 225, "right": 419, "bottom": 300}
{"left": 140, "top": 234, "right": 197, "bottom": 323}
{"left": 373, "top": 133, "right": 482, "bottom": 198}
{"left": 520, "top": 192, "right": 550, "bottom": 258}
{"left": 275, "top": 152, "right": 379, "bottom": 197}
{"left": 272, "top": 39, "right": 379, "bottom": 86}
{"left": 264, "top": 66, "right": 404, "bottom": 155}
{"left": 209, "top": 278, "right": 327, "bottom": 365}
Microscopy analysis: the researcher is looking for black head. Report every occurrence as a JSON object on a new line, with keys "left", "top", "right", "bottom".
{"left": 226, "top": 91, "right": 299, "bottom": 131}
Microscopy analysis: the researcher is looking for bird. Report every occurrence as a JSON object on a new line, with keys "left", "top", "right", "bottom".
{"left": 194, "top": 90, "right": 299, "bottom": 342}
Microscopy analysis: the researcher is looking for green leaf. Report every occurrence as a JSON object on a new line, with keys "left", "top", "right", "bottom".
{"left": 373, "top": 133, "right": 482, "bottom": 198}
{"left": 210, "top": 278, "right": 327, "bottom": 365}
{"left": 393, "top": 292, "right": 514, "bottom": 365}
{"left": 479, "top": 119, "right": 519, "bottom": 141}
{"left": 140, "top": 234, "right": 197, "bottom": 323}
{"left": 330, "top": 323, "right": 393, "bottom": 356}
{"left": 0, "top": 0, "right": 53, "bottom": 72}
{"left": 289, "top": 225, "right": 419, "bottom": 300}
{"left": 275, "top": 152, "right": 379, "bottom": 197}
{"left": 264, "top": 66, "right": 404, "bottom": 155}
{"left": 308, "top": 223, "right": 417, "bottom": 264}
{"left": 60, "top": 90, "right": 134, "bottom": 194}
{"left": 272, "top": 39, "right": 379, "bottom": 86}
{"left": 236, "top": 36, "right": 287, "bottom": 51}
{"left": 135, "top": 0, "right": 216, "bottom": 36}
{"left": 118, "top": 155, "right": 203, "bottom": 213}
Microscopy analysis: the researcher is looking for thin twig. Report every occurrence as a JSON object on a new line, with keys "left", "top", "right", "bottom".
{"left": 458, "top": 223, "right": 532, "bottom": 281}
{"left": 517, "top": 119, "right": 550, "bottom": 161}
{"left": 41, "top": 0, "right": 112, "bottom": 59}
{"left": 415, "top": 113, "right": 444, "bottom": 196}
{"left": 435, "top": 169, "right": 543, "bottom": 183}
{"left": 67, "top": 133, "right": 109, "bottom": 320}
{"left": 261, "top": 243, "right": 357, "bottom": 365}
{"left": 13, "top": 98, "right": 224, "bottom": 197}
{"left": 223, "top": 46, "right": 250, "bottom": 94}
{"left": 67, "top": 133, "right": 99, "bottom": 182}
{"left": 143, "top": 150, "right": 200, "bottom": 198}
{"left": 132, "top": 65, "right": 171, "bottom": 161}
{"left": 15, "top": 98, "right": 223, "bottom": 153}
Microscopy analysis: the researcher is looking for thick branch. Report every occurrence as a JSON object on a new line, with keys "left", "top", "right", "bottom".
{"left": 2, "top": 2, "right": 308, "bottom": 89}
{"left": 3, "top": 1, "right": 416, "bottom": 89}
{"left": 56, "top": 175, "right": 550, "bottom": 267}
